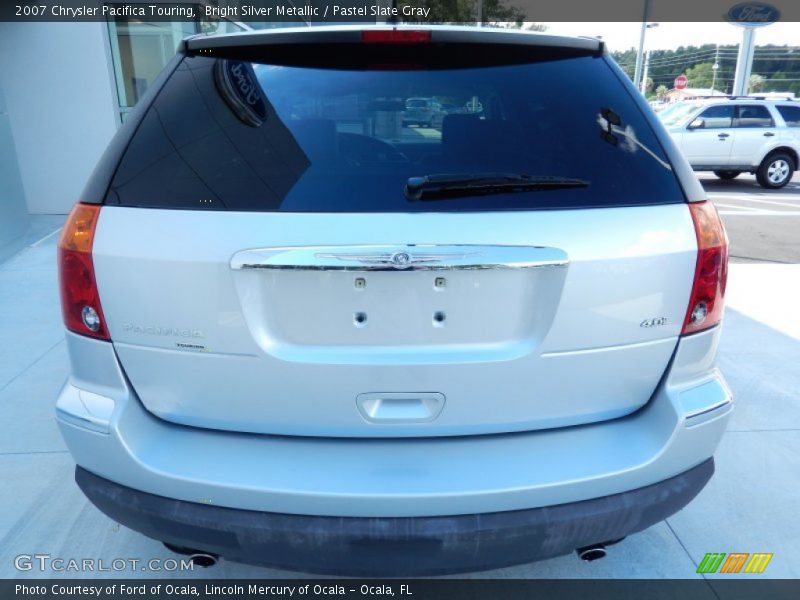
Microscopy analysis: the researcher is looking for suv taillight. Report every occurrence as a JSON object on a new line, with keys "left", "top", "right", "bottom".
{"left": 58, "top": 203, "right": 110, "bottom": 340}
{"left": 682, "top": 201, "right": 728, "bottom": 335}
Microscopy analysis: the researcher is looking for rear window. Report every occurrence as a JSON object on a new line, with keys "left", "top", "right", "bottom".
{"left": 776, "top": 105, "right": 800, "bottom": 127}
{"left": 658, "top": 102, "right": 702, "bottom": 128}
{"left": 735, "top": 105, "right": 773, "bottom": 128}
{"left": 104, "top": 47, "right": 684, "bottom": 212}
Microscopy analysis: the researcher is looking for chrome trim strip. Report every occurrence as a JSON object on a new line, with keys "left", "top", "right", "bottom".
{"left": 230, "top": 244, "right": 569, "bottom": 272}
{"left": 56, "top": 409, "right": 110, "bottom": 435}
{"left": 685, "top": 399, "right": 733, "bottom": 421}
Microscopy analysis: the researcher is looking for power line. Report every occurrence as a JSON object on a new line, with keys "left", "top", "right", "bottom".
{"left": 614, "top": 48, "right": 800, "bottom": 68}
{"left": 617, "top": 52, "right": 739, "bottom": 69}
{"left": 643, "top": 52, "right": 734, "bottom": 65}
{"left": 615, "top": 48, "right": 738, "bottom": 61}
{"left": 639, "top": 50, "right": 738, "bottom": 60}
{"left": 618, "top": 55, "right": 798, "bottom": 69}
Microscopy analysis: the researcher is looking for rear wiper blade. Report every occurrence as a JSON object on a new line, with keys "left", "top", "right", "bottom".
{"left": 404, "top": 173, "right": 590, "bottom": 201}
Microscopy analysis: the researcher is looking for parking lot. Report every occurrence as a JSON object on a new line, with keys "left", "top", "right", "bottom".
{"left": 701, "top": 172, "right": 800, "bottom": 264}
{"left": 0, "top": 173, "right": 798, "bottom": 584}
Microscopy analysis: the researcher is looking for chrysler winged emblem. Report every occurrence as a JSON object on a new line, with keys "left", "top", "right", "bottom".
{"left": 391, "top": 252, "right": 411, "bottom": 266}
{"left": 314, "top": 248, "right": 477, "bottom": 270}
{"left": 230, "top": 245, "right": 569, "bottom": 272}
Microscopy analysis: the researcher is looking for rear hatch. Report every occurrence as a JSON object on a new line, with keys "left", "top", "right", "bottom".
{"left": 91, "top": 28, "right": 697, "bottom": 437}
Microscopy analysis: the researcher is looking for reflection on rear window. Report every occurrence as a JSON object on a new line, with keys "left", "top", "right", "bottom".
{"left": 658, "top": 102, "right": 701, "bottom": 128}
{"left": 776, "top": 105, "right": 800, "bottom": 127}
{"left": 105, "top": 54, "right": 683, "bottom": 211}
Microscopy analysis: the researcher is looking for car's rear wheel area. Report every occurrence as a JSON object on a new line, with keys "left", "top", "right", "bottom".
{"left": 756, "top": 152, "right": 795, "bottom": 189}
{"left": 714, "top": 170, "right": 741, "bottom": 180}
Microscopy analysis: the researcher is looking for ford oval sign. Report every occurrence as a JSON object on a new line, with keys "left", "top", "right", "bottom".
{"left": 727, "top": 2, "right": 780, "bottom": 26}
{"left": 214, "top": 60, "right": 269, "bottom": 127}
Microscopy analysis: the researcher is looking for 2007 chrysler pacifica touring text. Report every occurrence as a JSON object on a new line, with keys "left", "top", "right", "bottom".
{"left": 55, "top": 26, "right": 731, "bottom": 575}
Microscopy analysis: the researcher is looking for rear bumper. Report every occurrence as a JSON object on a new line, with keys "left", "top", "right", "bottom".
{"left": 56, "top": 327, "right": 732, "bottom": 518}
{"left": 77, "top": 459, "right": 713, "bottom": 575}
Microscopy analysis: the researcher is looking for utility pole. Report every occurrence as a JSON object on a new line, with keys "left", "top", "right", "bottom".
{"left": 476, "top": 0, "right": 483, "bottom": 27}
{"left": 711, "top": 44, "right": 720, "bottom": 92}
{"left": 632, "top": 0, "right": 650, "bottom": 91}
{"left": 641, "top": 50, "right": 651, "bottom": 94}
{"left": 732, "top": 27, "right": 756, "bottom": 96}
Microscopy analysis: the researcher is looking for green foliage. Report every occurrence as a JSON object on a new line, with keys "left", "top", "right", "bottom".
{"left": 612, "top": 44, "right": 800, "bottom": 95}
{"left": 685, "top": 63, "right": 715, "bottom": 88}
{"left": 525, "top": 23, "right": 547, "bottom": 31}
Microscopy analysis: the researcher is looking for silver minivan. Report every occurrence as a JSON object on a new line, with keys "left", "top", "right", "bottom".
{"left": 56, "top": 26, "right": 731, "bottom": 575}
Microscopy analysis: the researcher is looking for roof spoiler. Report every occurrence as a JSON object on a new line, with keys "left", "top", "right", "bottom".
{"left": 182, "top": 26, "right": 604, "bottom": 57}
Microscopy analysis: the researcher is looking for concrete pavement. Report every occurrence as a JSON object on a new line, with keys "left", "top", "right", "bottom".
{"left": 699, "top": 171, "right": 800, "bottom": 264}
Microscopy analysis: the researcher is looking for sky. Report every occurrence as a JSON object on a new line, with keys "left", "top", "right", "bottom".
{"left": 539, "top": 22, "right": 800, "bottom": 52}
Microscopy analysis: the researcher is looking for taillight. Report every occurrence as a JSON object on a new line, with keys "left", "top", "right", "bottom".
{"left": 361, "top": 30, "right": 431, "bottom": 44}
{"left": 682, "top": 201, "right": 728, "bottom": 335}
{"left": 58, "top": 203, "right": 110, "bottom": 341}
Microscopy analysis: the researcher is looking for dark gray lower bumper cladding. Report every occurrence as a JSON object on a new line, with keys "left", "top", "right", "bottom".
{"left": 76, "top": 459, "right": 713, "bottom": 576}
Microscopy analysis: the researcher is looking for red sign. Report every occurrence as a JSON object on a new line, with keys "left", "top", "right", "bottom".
{"left": 674, "top": 75, "right": 688, "bottom": 90}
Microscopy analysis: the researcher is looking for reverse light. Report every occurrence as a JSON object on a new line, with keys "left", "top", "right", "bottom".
{"left": 361, "top": 30, "right": 431, "bottom": 44}
{"left": 682, "top": 201, "right": 728, "bottom": 335}
{"left": 58, "top": 203, "right": 110, "bottom": 340}
{"left": 81, "top": 306, "right": 102, "bottom": 332}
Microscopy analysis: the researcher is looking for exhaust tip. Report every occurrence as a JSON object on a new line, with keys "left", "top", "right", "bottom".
{"left": 189, "top": 553, "right": 218, "bottom": 568}
{"left": 163, "top": 542, "right": 219, "bottom": 567}
{"left": 576, "top": 545, "right": 607, "bottom": 562}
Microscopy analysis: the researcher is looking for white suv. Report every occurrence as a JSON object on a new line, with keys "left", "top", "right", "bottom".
{"left": 660, "top": 98, "right": 800, "bottom": 188}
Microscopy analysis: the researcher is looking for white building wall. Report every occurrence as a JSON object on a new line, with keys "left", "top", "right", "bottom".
{"left": 0, "top": 80, "right": 29, "bottom": 261}
{"left": 0, "top": 23, "right": 119, "bottom": 214}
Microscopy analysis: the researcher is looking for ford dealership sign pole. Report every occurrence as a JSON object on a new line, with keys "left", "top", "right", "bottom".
{"left": 728, "top": 3, "right": 780, "bottom": 96}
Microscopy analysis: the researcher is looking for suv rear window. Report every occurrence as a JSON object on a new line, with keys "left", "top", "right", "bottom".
{"left": 776, "top": 105, "right": 800, "bottom": 127}
{"left": 735, "top": 105, "right": 774, "bottom": 128}
{"left": 104, "top": 47, "right": 683, "bottom": 212}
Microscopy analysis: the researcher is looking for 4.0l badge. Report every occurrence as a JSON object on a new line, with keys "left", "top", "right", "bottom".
{"left": 640, "top": 317, "right": 668, "bottom": 328}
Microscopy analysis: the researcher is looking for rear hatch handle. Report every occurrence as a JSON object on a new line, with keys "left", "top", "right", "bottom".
{"left": 231, "top": 245, "right": 569, "bottom": 272}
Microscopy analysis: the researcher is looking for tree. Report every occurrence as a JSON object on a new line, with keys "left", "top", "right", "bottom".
{"left": 525, "top": 23, "right": 547, "bottom": 31}
{"left": 644, "top": 77, "right": 654, "bottom": 93}
{"left": 656, "top": 85, "right": 668, "bottom": 100}
{"left": 749, "top": 74, "right": 766, "bottom": 93}
{"left": 765, "top": 71, "right": 787, "bottom": 92}
{"left": 685, "top": 63, "right": 715, "bottom": 89}
{"left": 488, "top": 21, "right": 547, "bottom": 30}
{"left": 612, "top": 44, "right": 800, "bottom": 96}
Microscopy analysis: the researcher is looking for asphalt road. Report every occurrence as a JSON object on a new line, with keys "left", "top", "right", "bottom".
{"left": 699, "top": 171, "right": 800, "bottom": 264}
